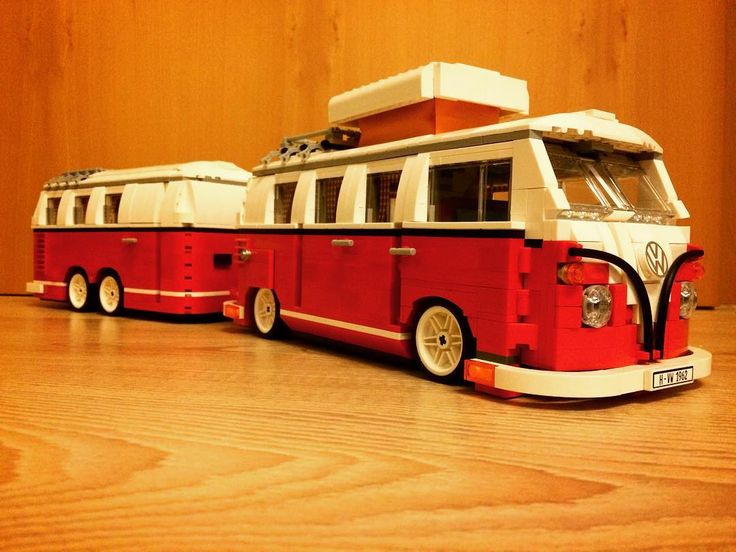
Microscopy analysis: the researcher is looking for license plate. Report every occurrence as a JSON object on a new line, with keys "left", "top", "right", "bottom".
{"left": 652, "top": 366, "right": 694, "bottom": 390}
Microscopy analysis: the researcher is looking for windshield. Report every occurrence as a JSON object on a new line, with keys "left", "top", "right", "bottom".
{"left": 546, "top": 143, "right": 674, "bottom": 224}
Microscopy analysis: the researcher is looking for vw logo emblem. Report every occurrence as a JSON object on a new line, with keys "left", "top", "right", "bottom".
{"left": 645, "top": 241, "right": 669, "bottom": 277}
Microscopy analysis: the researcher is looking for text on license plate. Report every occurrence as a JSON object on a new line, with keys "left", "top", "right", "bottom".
{"left": 652, "top": 366, "right": 694, "bottom": 390}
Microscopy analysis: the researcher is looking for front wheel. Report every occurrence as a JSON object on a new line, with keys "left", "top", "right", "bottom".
{"left": 414, "top": 304, "right": 472, "bottom": 382}
{"left": 98, "top": 274, "right": 124, "bottom": 315}
{"left": 252, "top": 288, "right": 282, "bottom": 338}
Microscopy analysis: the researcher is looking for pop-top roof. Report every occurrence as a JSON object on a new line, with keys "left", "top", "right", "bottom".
{"left": 328, "top": 62, "right": 530, "bottom": 125}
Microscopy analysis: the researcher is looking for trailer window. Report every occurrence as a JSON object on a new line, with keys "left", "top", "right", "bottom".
{"left": 316, "top": 177, "right": 343, "bottom": 223}
{"left": 366, "top": 171, "right": 400, "bottom": 223}
{"left": 274, "top": 182, "right": 297, "bottom": 224}
{"left": 74, "top": 195, "right": 89, "bottom": 224}
{"left": 46, "top": 197, "right": 61, "bottom": 225}
{"left": 104, "top": 193, "right": 122, "bottom": 224}
{"left": 428, "top": 160, "right": 510, "bottom": 222}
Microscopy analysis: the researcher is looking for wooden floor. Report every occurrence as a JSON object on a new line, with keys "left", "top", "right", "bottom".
{"left": 0, "top": 296, "right": 734, "bottom": 551}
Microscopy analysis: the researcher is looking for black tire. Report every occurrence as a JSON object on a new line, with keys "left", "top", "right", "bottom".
{"left": 67, "top": 270, "right": 94, "bottom": 312}
{"left": 252, "top": 288, "right": 283, "bottom": 338}
{"left": 98, "top": 273, "right": 124, "bottom": 316}
{"left": 414, "top": 303, "right": 474, "bottom": 383}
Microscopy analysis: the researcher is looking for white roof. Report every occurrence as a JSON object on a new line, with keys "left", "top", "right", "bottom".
{"left": 525, "top": 109, "right": 662, "bottom": 153}
{"left": 87, "top": 161, "right": 251, "bottom": 184}
{"left": 328, "top": 62, "right": 530, "bottom": 124}
{"left": 258, "top": 109, "right": 662, "bottom": 173}
{"left": 45, "top": 161, "right": 251, "bottom": 190}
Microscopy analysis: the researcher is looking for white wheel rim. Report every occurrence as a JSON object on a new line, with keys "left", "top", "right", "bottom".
{"left": 416, "top": 306, "right": 464, "bottom": 377}
{"left": 68, "top": 273, "right": 88, "bottom": 309}
{"left": 99, "top": 276, "right": 121, "bottom": 313}
{"left": 254, "top": 289, "right": 277, "bottom": 334}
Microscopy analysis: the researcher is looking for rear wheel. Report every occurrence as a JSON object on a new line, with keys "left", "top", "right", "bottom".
{"left": 252, "top": 288, "right": 282, "bottom": 338}
{"left": 98, "top": 274, "right": 124, "bottom": 315}
{"left": 414, "top": 304, "right": 472, "bottom": 382}
{"left": 67, "top": 271, "right": 93, "bottom": 311}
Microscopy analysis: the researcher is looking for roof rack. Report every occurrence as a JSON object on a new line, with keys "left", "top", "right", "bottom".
{"left": 261, "top": 126, "right": 360, "bottom": 165}
{"left": 43, "top": 168, "right": 107, "bottom": 191}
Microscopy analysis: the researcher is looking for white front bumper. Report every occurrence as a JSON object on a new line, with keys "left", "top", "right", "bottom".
{"left": 468, "top": 347, "right": 712, "bottom": 398}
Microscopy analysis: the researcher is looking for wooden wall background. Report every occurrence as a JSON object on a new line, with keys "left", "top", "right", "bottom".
{"left": 1, "top": 0, "right": 733, "bottom": 305}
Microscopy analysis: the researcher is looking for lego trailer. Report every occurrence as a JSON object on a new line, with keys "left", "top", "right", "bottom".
{"left": 28, "top": 161, "right": 251, "bottom": 316}
{"left": 224, "top": 62, "right": 711, "bottom": 399}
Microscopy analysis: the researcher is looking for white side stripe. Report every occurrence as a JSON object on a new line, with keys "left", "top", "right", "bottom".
{"left": 280, "top": 309, "right": 411, "bottom": 341}
{"left": 36, "top": 280, "right": 66, "bottom": 287}
{"left": 127, "top": 289, "right": 231, "bottom": 298}
{"left": 31, "top": 280, "right": 228, "bottom": 299}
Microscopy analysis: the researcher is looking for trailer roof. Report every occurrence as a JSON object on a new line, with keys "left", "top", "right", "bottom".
{"left": 44, "top": 161, "right": 251, "bottom": 190}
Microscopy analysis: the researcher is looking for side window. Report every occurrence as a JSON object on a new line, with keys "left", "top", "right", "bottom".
{"left": 46, "top": 197, "right": 61, "bottom": 225}
{"left": 316, "top": 176, "right": 343, "bottom": 223}
{"left": 104, "top": 193, "right": 122, "bottom": 224}
{"left": 274, "top": 182, "right": 297, "bottom": 224}
{"left": 74, "top": 195, "right": 90, "bottom": 224}
{"left": 483, "top": 161, "right": 511, "bottom": 221}
{"left": 429, "top": 164, "right": 481, "bottom": 222}
{"left": 428, "top": 160, "right": 511, "bottom": 222}
{"left": 366, "top": 171, "right": 401, "bottom": 223}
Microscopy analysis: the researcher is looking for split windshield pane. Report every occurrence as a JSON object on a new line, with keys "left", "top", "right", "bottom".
{"left": 546, "top": 142, "right": 673, "bottom": 223}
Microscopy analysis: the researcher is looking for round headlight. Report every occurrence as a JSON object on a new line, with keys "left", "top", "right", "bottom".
{"left": 582, "top": 285, "right": 612, "bottom": 328}
{"left": 680, "top": 282, "right": 698, "bottom": 319}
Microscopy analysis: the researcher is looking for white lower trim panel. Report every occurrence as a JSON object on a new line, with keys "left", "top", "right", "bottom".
{"left": 27, "top": 280, "right": 66, "bottom": 293}
{"left": 126, "top": 288, "right": 230, "bottom": 298}
{"left": 281, "top": 309, "right": 411, "bottom": 341}
{"left": 487, "top": 347, "right": 712, "bottom": 398}
{"left": 27, "top": 280, "right": 229, "bottom": 300}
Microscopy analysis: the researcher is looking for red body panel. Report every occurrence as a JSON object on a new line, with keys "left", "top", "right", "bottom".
{"left": 32, "top": 229, "right": 239, "bottom": 315}
{"left": 230, "top": 231, "right": 694, "bottom": 372}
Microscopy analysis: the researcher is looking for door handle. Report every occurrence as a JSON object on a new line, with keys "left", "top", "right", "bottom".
{"left": 389, "top": 247, "right": 416, "bottom": 256}
{"left": 121, "top": 237, "right": 138, "bottom": 245}
{"left": 331, "top": 239, "right": 354, "bottom": 247}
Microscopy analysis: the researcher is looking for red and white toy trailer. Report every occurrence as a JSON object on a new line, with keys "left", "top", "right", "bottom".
{"left": 224, "top": 62, "right": 711, "bottom": 398}
{"left": 28, "top": 161, "right": 250, "bottom": 316}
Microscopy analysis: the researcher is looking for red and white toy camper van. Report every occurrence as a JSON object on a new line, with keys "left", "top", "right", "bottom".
{"left": 224, "top": 62, "right": 711, "bottom": 398}
{"left": 27, "top": 161, "right": 250, "bottom": 316}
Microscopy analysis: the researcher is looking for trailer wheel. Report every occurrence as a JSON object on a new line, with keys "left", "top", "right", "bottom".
{"left": 414, "top": 304, "right": 472, "bottom": 382}
{"left": 67, "top": 270, "right": 93, "bottom": 312}
{"left": 98, "top": 273, "right": 124, "bottom": 316}
{"left": 252, "top": 288, "right": 282, "bottom": 338}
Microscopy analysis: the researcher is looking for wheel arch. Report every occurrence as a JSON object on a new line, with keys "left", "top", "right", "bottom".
{"left": 65, "top": 265, "right": 90, "bottom": 284}
{"left": 95, "top": 267, "right": 123, "bottom": 286}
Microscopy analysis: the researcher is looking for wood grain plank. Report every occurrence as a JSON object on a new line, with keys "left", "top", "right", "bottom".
{"left": 0, "top": 297, "right": 734, "bottom": 550}
{"left": 0, "top": 0, "right": 731, "bottom": 303}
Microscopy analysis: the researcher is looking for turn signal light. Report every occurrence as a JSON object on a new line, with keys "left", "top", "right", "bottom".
{"left": 690, "top": 262, "right": 705, "bottom": 281}
{"left": 558, "top": 263, "right": 585, "bottom": 285}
